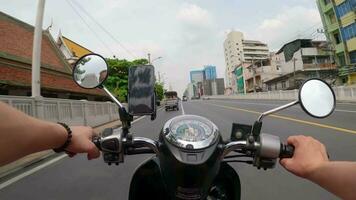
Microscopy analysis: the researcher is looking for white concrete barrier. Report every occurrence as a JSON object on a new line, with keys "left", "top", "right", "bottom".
{"left": 205, "top": 86, "right": 356, "bottom": 102}
{"left": 0, "top": 95, "right": 119, "bottom": 126}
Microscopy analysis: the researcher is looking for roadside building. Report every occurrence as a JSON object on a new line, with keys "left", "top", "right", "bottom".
{"left": 57, "top": 31, "right": 93, "bottom": 65}
{"left": 223, "top": 31, "right": 269, "bottom": 93}
{"left": 190, "top": 69, "right": 204, "bottom": 83}
{"left": 0, "top": 11, "right": 107, "bottom": 100}
{"left": 203, "top": 65, "right": 217, "bottom": 80}
{"left": 317, "top": 0, "right": 356, "bottom": 84}
{"left": 264, "top": 39, "right": 337, "bottom": 90}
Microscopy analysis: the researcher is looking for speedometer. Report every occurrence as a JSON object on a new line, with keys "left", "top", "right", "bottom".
{"left": 170, "top": 120, "right": 212, "bottom": 142}
{"left": 163, "top": 115, "right": 219, "bottom": 150}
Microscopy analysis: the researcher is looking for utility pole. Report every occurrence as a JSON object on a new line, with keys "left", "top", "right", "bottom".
{"left": 147, "top": 53, "right": 151, "bottom": 64}
{"left": 31, "top": 0, "right": 46, "bottom": 97}
{"left": 252, "top": 57, "right": 256, "bottom": 93}
{"left": 293, "top": 58, "right": 297, "bottom": 89}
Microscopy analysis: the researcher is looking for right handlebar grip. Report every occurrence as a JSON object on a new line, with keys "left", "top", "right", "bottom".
{"left": 280, "top": 144, "right": 294, "bottom": 158}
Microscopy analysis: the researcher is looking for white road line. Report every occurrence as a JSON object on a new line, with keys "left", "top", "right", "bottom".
{"left": 181, "top": 101, "right": 185, "bottom": 115}
{"left": 335, "top": 109, "right": 356, "bottom": 113}
{"left": 0, "top": 154, "right": 67, "bottom": 190}
{"left": 0, "top": 107, "right": 166, "bottom": 190}
{"left": 212, "top": 100, "right": 356, "bottom": 113}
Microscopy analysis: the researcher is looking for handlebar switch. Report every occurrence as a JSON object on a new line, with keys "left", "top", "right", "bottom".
{"left": 102, "top": 138, "right": 119, "bottom": 152}
{"left": 253, "top": 157, "right": 276, "bottom": 170}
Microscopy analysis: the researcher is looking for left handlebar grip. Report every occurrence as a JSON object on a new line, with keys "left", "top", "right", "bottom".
{"left": 92, "top": 136, "right": 102, "bottom": 150}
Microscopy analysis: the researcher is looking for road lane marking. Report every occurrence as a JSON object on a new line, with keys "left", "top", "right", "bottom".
{"left": 335, "top": 109, "right": 356, "bottom": 113}
{"left": 0, "top": 107, "right": 165, "bottom": 190}
{"left": 0, "top": 154, "right": 67, "bottom": 190}
{"left": 181, "top": 102, "right": 185, "bottom": 115}
{"left": 212, "top": 100, "right": 356, "bottom": 113}
{"left": 204, "top": 102, "right": 356, "bottom": 135}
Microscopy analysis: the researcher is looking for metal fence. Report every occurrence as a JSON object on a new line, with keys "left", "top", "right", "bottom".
{"left": 0, "top": 95, "right": 119, "bottom": 127}
{"left": 206, "top": 86, "right": 356, "bottom": 102}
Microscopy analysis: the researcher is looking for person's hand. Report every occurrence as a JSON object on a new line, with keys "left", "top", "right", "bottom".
{"left": 65, "top": 126, "right": 100, "bottom": 160}
{"left": 280, "top": 135, "right": 329, "bottom": 179}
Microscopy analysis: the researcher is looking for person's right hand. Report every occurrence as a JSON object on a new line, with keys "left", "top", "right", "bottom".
{"left": 280, "top": 135, "right": 329, "bottom": 179}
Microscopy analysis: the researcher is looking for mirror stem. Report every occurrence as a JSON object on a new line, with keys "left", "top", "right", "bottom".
{"left": 257, "top": 100, "right": 299, "bottom": 122}
{"left": 101, "top": 86, "right": 124, "bottom": 108}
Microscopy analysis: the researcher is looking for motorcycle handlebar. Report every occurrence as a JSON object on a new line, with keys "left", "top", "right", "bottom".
{"left": 279, "top": 144, "right": 294, "bottom": 158}
{"left": 92, "top": 136, "right": 102, "bottom": 150}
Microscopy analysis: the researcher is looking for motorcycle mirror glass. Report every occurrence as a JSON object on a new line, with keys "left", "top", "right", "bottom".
{"left": 72, "top": 54, "right": 108, "bottom": 89}
{"left": 299, "top": 79, "right": 335, "bottom": 118}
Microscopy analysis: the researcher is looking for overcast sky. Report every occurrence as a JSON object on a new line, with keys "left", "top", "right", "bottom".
{"left": 1, "top": 0, "right": 325, "bottom": 95}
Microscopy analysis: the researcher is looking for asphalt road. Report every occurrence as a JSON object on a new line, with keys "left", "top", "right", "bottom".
{"left": 1, "top": 99, "right": 356, "bottom": 200}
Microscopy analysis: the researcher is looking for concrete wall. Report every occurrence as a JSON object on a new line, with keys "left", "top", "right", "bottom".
{"left": 205, "top": 85, "right": 356, "bottom": 102}
{"left": 0, "top": 95, "right": 119, "bottom": 127}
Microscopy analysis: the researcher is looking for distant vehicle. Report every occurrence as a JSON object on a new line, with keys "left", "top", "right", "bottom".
{"left": 164, "top": 91, "right": 179, "bottom": 111}
{"left": 182, "top": 96, "right": 188, "bottom": 101}
{"left": 191, "top": 96, "right": 200, "bottom": 100}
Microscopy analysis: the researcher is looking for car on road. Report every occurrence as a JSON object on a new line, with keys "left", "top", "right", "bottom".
{"left": 164, "top": 91, "right": 179, "bottom": 111}
{"left": 182, "top": 96, "right": 188, "bottom": 101}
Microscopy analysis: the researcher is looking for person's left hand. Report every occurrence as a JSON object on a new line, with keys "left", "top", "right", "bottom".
{"left": 65, "top": 126, "right": 100, "bottom": 160}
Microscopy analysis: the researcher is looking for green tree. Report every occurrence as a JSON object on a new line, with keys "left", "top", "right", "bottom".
{"left": 155, "top": 82, "right": 165, "bottom": 101}
{"left": 105, "top": 58, "right": 149, "bottom": 102}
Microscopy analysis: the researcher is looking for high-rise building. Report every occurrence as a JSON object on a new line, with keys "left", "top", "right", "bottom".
{"left": 203, "top": 65, "right": 217, "bottom": 80}
{"left": 316, "top": 0, "right": 356, "bottom": 85}
{"left": 223, "top": 31, "right": 269, "bottom": 93}
{"left": 190, "top": 69, "right": 204, "bottom": 83}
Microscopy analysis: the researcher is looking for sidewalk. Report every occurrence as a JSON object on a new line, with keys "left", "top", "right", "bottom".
{"left": 0, "top": 120, "right": 122, "bottom": 179}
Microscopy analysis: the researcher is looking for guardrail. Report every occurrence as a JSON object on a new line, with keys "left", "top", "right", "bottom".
{"left": 205, "top": 86, "right": 356, "bottom": 102}
{"left": 0, "top": 95, "right": 119, "bottom": 127}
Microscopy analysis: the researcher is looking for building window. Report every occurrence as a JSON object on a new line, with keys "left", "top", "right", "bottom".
{"left": 327, "top": 12, "right": 337, "bottom": 24}
{"left": 268, "top": 85, "right": 271, "bottom": 91}
{"left": 335, "top": 1, "right": 353, "bottom": 18}
{"left": 323, "top": 0, "right": 331, "bottom": 5}
{"left": 333, "top": 32, "right": 341, "bottom": 44}
{"left": 337, "top": 53, "right": 346, "bottom": 66}
{"left": 0, "top": 89, "right": 9, "bottom": 95}
{"left": 350, "top": 51, "right": 356, "bottom": 64}
{"left": 341, "top": 23, "right": 356, "bottom": 41}
{"left": 282, "top": 81, "right": 286, "bottom": 89}
{"left": 274, "top": 83, "right": 277, "bottom": 90}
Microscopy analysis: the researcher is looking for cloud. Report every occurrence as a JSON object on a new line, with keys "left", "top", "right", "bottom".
{"left": 248, "top": 6, "right": 323, "bottom": 50}
{"left": 176, "top": 3, "right": 213, "bottom": 27}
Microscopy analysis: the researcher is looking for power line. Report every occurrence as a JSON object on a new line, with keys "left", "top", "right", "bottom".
{"left": 274, "top": 22, "right": 323, "bottom": 49}
{"left": 65, "top": 0, "right": 116, "bottom": 56}
{"left": 70, "top": 0, "right": 139, "bottom": 59}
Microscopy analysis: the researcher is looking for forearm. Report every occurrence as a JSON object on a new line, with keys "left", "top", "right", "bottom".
{"left": 308, "top": 161, "right": 356, "bottom": 200}
{"left": 0, "top": 102, "right": 67, "bottom": 166}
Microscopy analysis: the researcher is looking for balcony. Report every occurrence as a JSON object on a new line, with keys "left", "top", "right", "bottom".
{"left": 320, "top": 1, "right": 333, "bottom": 13}
{"left": 303, "top": 63, "right": 337, "bottom": 70}
{"left": 327, "top": 22, "right": 340, "bottom": 33}
{"left": 335, "top": 43, "right": 346, "bottom": 54}
{"left": 346, "top": 37, "right": 356, "bottom": 52}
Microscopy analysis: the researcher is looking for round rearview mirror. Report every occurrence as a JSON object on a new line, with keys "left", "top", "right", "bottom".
{"left": 72, "top": 54, "right": 108, "bottom": 89}
{"left": 299, "top": 79, "right": 335, "bottom": 118}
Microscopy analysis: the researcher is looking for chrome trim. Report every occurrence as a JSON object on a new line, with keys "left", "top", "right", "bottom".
{"left": 222, "top": 141, "right": 247, "bottom": 158}
{"left": 132, "top": 137, "right": 159, "bottom": 155}
{"left": 103, "top": 86, "right": 124, "bottom": 108}
{"left": 257, "top": 100, "right": 299, "bottom": 122}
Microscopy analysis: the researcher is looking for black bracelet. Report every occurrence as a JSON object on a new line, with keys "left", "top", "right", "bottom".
{"left": 53, "top": 122, "right": 72, "bottom": 153}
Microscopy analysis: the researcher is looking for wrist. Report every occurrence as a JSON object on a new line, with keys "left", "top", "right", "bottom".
{"left": 53, "top": 123, "right": 68, "bottom": 149}
{"left": 53, "top": 123, "right": 72, "bottom": 153}
{"left": 305, "top": 161, "right": 329, "bottom": 181}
